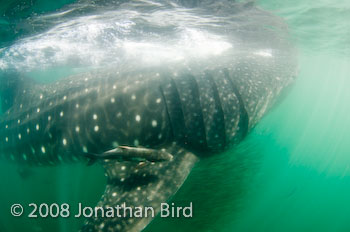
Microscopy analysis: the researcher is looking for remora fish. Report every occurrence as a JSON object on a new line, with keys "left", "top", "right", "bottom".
{"left": 0, "top": 0, "right": 297, "bottom": 231}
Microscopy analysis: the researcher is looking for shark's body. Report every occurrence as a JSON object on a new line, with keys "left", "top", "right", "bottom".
{"left": 0, "top": 0, "right": 297, "bottom": 231}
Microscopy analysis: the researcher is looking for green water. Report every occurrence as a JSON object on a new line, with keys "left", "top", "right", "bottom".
{"left": 145, "top": 55, "right": 350, "bottom": 232}
{"left": 1, "top": 0, "right": 350, "bottom": 231}
{"left": 146, "top": 0, "right": 350, "bottom": 230}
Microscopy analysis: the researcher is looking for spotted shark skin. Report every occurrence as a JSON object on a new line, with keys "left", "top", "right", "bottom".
{"left": 0, "top": 1, "right": 297, "bottom": 232}
{"left": 0, "top": 67, "right": 251, "bottom": 163}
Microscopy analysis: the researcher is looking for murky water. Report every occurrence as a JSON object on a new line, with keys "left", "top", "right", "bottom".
{"left": 1, "top": 0, "right": 349, "bottom": 231}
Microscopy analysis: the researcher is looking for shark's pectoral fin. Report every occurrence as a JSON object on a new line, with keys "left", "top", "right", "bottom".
{"left": 82, "top": 144, "right": 198, "bottom": 232}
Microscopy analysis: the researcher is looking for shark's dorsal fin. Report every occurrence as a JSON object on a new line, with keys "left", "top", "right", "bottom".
{"left": 82, "top": 144, "right": 198, "bottom": 232}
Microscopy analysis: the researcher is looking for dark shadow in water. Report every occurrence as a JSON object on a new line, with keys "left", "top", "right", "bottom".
{"left": 144, "top": 137, "right": 265, "bottom": 232}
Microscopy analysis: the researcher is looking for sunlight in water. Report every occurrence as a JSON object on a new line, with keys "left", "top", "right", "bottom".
{"left": 123, "top": 29, "right": 232, "bottom": 65}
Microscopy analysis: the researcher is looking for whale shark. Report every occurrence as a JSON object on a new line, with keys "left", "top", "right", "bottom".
{"left": 0, "top": 0, "right": 297, "bottom": 231}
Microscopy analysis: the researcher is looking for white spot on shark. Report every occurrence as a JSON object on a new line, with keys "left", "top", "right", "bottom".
{"left": 152, "top": 120, "right": 157, "bottom": 127}
{"left": 135, "top": 115, "right": 141, "bottom": 122}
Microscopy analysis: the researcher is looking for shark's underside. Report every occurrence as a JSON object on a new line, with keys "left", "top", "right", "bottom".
{"left": 0, "top": 0, "right": 297, "bottom": 231}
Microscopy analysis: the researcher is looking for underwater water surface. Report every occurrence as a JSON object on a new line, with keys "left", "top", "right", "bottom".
{"left": 1, "top": 0, "right": 350, "bottom": 232}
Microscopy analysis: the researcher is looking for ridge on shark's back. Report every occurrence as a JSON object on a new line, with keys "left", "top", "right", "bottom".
{"left": 0, "top": 0, "right": 297, "bottom": 231}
